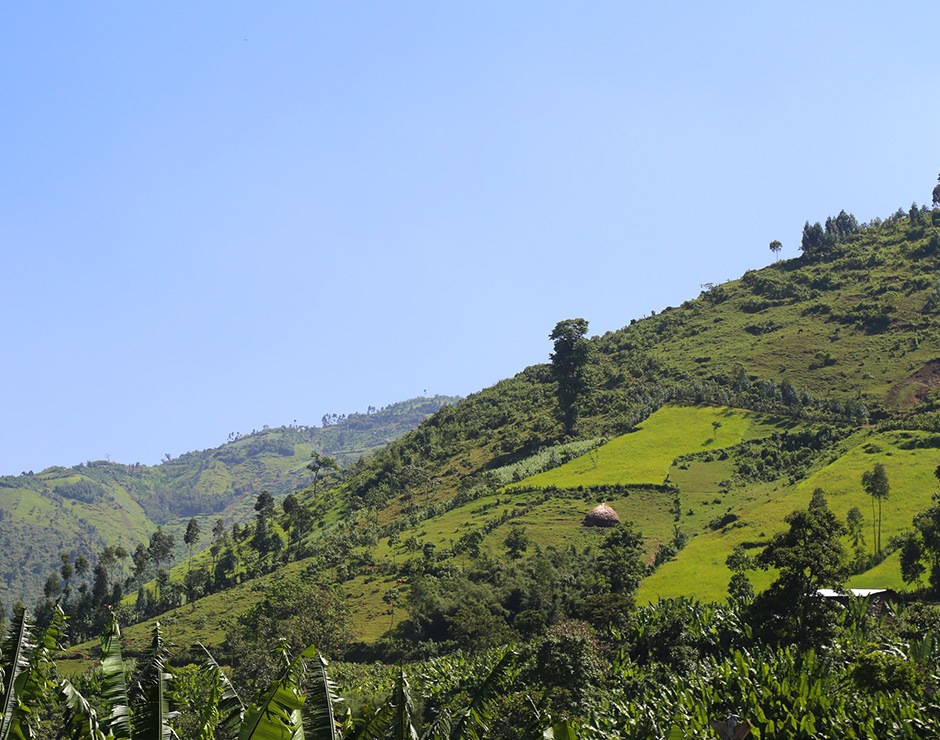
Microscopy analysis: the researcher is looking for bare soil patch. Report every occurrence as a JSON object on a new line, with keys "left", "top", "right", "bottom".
{"left": 886, "top": 359, "right": 940, "bottom": 410}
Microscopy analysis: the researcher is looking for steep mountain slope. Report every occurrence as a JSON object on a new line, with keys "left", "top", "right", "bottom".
{"left": 273, "top": 207, "right": 940, "bottom": 638}
{"left": 58, "top": 201, "right": 940, "bottom": 657}
{"left": 0, "top": 396, "right": 458, "bottom": 608}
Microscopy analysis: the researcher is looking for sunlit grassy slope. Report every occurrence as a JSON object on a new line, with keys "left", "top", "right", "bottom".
{"left": 639, "top": 428, "right": 940, "bottom": 603}
{"left": 508, "top": 405, "right": 794, "bottom": 489}
{"left": 310, "top": 406, "right": 939, "bottom": 639}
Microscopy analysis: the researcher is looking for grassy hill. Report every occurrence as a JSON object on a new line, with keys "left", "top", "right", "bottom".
{"left": 50, "top": 202, "right": 940, "bottom": 664}
{"left": 0, "top": 395, "right": 458, "bottom": 608}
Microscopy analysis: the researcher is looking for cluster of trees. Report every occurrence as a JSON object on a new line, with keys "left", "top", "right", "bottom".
{"left": 371, "top": 522, "right": 646, "bottom": 662}
{"left": 799, "top": 210, "right": 861, "bottom": 260}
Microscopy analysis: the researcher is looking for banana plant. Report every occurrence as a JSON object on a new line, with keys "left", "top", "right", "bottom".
{"left": 235, "top": 641, "right": 310, "bottom": 740}
{"left": 348, "top": 651, "right": 518, "bottom": 740}
{"left": 345, "top": 665, "right": 418, "bottom": 740}
{"left": 59, "top": 612, "right": 178, "bottom": 740}
{"left": 189, "top": 644, "right": 246, "bottom": 740}
{"left": 193, "top": 641, "right": 342, "bottom": 740}
{"left": 1, "top": 602, "right": 67, "bottom": 740}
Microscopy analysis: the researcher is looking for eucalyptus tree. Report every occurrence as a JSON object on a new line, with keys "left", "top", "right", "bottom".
{"left": 184, "top": 518, "right": 201, "bottom": 573}
{"left": 861, "top": 463, "right": 890, "bottom": 555}
{"left": 308, "top": 452, "right": 339, "bottom": 497}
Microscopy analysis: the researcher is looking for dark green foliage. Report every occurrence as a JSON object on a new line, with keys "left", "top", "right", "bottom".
{"left": 503, "top": 525, "right": 530, "bottom": 560}
{"left": 911, "top": 496, "right": 940, "bottom": 594}
{"left": 598, "top": 523, "right": 647, "bottom": 596}
{"left": 730, "top": 425, "right": 850, "bottom": 484}
{"left": 726, "top": 545, "right": 755, "bottom": 602}
{"left": 392, "top": 522, "right": 646, "bottom": 660}
{"left": 851, "top": 649, "right": 918, "bottom": 693}
{"left": 799, "top": 211, "right": 859, "bottom": 261}
{"left": 528, "top": 620, "right": 605, "bottom": 715}
{"left": 226, "top": 577, "right": 352, "bottom": 694}
{"left": 549, "top": 318, "right": 592, "bottom": 436}
{"left": 750, "top": 501, "right": 849, "bottom": 648}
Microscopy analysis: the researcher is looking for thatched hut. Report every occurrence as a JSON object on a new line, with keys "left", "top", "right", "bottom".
{"left": 583, "top": 502, "right": 620, "bottom": 527}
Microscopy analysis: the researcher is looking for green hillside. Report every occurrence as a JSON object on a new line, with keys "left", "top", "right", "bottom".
{"left": 43, "top": 199, "right": 940, "bottom": 672}
{"left": 0, "top": 395, "right": 457, "bottom": 608}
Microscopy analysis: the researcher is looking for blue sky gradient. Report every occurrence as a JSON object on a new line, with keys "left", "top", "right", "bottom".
{"left": 2, "top": 2, "right": 939, "bottom": 474}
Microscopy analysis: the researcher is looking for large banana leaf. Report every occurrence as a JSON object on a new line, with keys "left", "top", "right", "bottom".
{"left": 305, "top": 653, "right": 341, "bottom": 740}
{"left": 420, "top": 709, "right": 451, "bottom": 740}
{"left": 0, "top": 604, "right": 37, "bottom": 740}
{"left": 59, "top": 678, "right": 106, "bottom": 740}
{"left": 345, "top": 699, "right": 395, "bottom": 740}
{"left": 445, "top": 651, "right": 517, "bottom": 740}
{"left": 192, "top": 643, "right": 246, "bottom": 740}
{"left": 129, "top": 621, "right": 177, "bottom": 740}
{"left": 236, "top": 642, "right": 312, "bottom": 740}
{"left": 390, "top": 668, "right": 419, "bottom": 740}
{"left": 1, "top": 603, "right": 66, "bottom": 740}
{"left": 98, "top": 614, "right": 132, "bottom": 740}
{"left": 59, "top": 615, "right": 176, "bottom": 740}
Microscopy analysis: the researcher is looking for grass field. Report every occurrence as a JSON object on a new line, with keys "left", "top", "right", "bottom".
{"left": 638, "top": 428, "right": 940, "bottom": 603}
{"left": 508, "top": 405, "right": 794, "bottom": 489}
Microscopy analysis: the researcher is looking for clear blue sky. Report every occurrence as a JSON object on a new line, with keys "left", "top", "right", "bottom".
{"left": 2, "top": 2, "right": 939, "bottom": 475}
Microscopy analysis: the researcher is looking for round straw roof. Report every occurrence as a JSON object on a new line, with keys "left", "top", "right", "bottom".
{"left": 583, "top": 502, "right": 620, "bottom": 527}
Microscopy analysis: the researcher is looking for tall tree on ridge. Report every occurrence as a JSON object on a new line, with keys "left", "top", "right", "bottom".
{"left": 549, "top": 318, "right": 592, "bottom": 436}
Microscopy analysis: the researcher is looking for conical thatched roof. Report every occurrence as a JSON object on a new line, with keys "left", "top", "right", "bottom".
{"left": 583, "top": 502, "right": 620, "bottom": 527}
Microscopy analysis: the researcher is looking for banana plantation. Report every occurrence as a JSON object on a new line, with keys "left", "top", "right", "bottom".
{"left": 2, "top": 592, "right": 939, "bottom": 740}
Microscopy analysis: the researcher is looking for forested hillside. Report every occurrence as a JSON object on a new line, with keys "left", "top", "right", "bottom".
{"left": 9, "top": 191, "right": 940, "bottom": 739}
{"left": 0, "top": 395, "right": 457, "bottom": 608}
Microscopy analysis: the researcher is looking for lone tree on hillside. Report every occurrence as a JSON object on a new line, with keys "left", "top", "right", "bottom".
{"left": 308, "top": 451, "right": 338, "bottom": 496}
{"left": 549, "top": 318, "right": 592, "bottom": 436}
{"left": 750, "top": 496, "right": 849, "bottom": 647}
{"left": 184, "top": 517, "right": 201, "bottom": 573}
{"left": 862, "top": 463, "right": 890, "bottom": 555}
{"left": 769, "top": 240, "right": 782, "bottom": 261}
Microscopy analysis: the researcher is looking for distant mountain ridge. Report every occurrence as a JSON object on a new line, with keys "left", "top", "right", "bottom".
{"left": 0, "top": 395, "right": 459, "bottom": 608}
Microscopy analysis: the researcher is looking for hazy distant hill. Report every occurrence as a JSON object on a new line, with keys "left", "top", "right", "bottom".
{"left": 0, "top": 395, "right": 458, "bottom": 608}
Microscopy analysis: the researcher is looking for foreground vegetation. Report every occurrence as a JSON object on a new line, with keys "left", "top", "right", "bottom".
{"left": 4, "top": 557, "right": 939, "bottom": 739}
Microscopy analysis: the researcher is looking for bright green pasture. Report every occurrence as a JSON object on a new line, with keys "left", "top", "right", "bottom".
{"left": 509, "top": 405, "right": 793, "bottom": 489}
{"left": 638, "top": 430, "right": 940, "bottom": 603}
